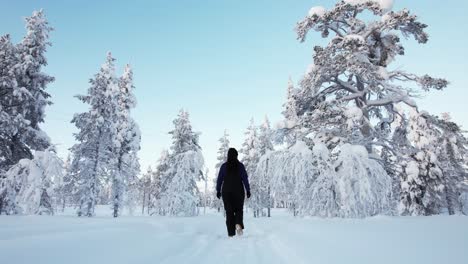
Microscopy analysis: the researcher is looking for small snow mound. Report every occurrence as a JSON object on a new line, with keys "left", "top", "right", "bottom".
{"left": 308, "top": 6, "right": 326, "bottom": 17}
{"left": 290, "top": 140, "right": 312, "bottom": 156}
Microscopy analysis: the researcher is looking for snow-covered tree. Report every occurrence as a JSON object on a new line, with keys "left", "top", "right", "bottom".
{"left": 17, "top": 9, "right": 55, "bottom": 139}
{"left": 212, "top": 130, "right": 230, "bottom": 212}
{"left": 258, "top": 116, "right": 274, "bottom": 155}
{"left": 0, "top": 34, "right": 21, "bottom": 177}
{"left": 256, "top": 116, "right": 275, "bottom": 216}
{"left": 277, "top": 77, "right": 301, "bottom": 147}
{"left": 124, "top": 175, "right": 139, "bottom": 216}
{"left": 240, "top": 118, "right": 262, "bottom": 216}
{"left": 53, "top": 154, "right": 71, "bottom": 212}
{"left": 256, "top": 141, "right": 393, "bottom": 218}
{"left": 397, "top": 109, "right": 468, "bottom": 216}
{"left": 112, "top": 64, "right": 141, "bottom": 217}
{"left": 159, "top": 110, "right": 204, "bottom": 216}
{"left": 294, "top": 0, "right": 448, "bottom": 151}
{"left": 149, "top": 150, "right": 169, "bottom": 215}
{"left": 461, "top": 182, "right": 468, "bottom": 215}
{"left": 0, "top": 10, "right": 55, "bottom": 214}
{"left": 1, "top": 148, "right": 63, "bottom": 215}
{"left": 302, "top": 142, "right": 337, "bottom": 217}
{"left": 431, "top": 114, "right": 468, "bottom": 215}
{"left": 140, "top": 167, "right": 153, "bottom": 215}
{"left": 70, "top": 53, "right": 119, "bottom": 217}
{"left": 333, "top": 144, "right": 393, "bottom": 217}
{"left": 215, "top": 130, "right": 230, "bottom": 171}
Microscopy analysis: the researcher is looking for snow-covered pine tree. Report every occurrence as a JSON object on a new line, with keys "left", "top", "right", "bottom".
{"left": 159, "top": 110, "right": 204, "bottom": 216}
{"left": 256, "top": 116, "right": 275, "bottom": 217}
{"left": 16, "top": 9, "right": 54, "bottom": 141}
{"left": 150, "top": 149, "right": 169, "bottom": 215}
{"left": 429, "top": 113, "right": 468, "bottom": 215}
{"left": 124, "top": 174, "right": 139, "bottom": 216}
{"left": 399, "top": 110, "right": 468, "bottom": 215}
{"left": 216, "top": 130, "right": 230, "bottom": 170}
{"left": 0, "top": 10, "right": 55, "bottom": 214}
{"left": 399, "top": 109, "right": 445, "bottom": 216}
{"left": 213, "top": 130, "right": 230, "bottom": 212}
{"left": 277, "top": 77, "right": 301, "bottom": 147}
{"left": 140, "top": 167, "right": 153, "bottom": 215}
{"left": 294, "top": 0, "right": 448, "bottom": 152}
{"left": 55, "top": 154, "right": 77, "bottom": 212}
{"left": 70, "top": 52, "right": 119, "bottom": 217}
{"left": 240, "top": 118, "right": 262, "bottom": 217}
{"left": 0, "top": 34, "right": 21, "bottom": 177}
{"left": 112, "top": 64, "right": 141, "bottom": 217}
{"left": 258, "top": 116, "right": 274, "bottom": 156}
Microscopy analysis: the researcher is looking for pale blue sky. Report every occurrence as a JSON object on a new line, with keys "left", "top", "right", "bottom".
{"left": 1, "top": 0, "right": 467, "bottom": 179}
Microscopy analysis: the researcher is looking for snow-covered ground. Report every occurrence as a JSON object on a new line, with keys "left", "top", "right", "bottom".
{"left": 1, "top": 208, "right": 467, "bottom": 264}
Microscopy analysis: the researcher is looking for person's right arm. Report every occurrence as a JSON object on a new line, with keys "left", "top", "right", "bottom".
{"left": 216, "top": 164, "right": 225, "bottom": 193}
{"left": 240, "top": 163, "right": 250, "bottom": 193}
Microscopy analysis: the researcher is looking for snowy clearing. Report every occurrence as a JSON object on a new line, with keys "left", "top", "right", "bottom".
{"left": 1, "top": 209, "right": 467, "bottom": 264}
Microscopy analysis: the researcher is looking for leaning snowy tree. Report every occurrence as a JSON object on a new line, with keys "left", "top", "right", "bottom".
{"left": 0, "top": 10, "right": 54, "bottom": 214}
{"left": 159, "top": 110, "right": 204, "bottom": 216}
{"left": 3, "top": 147, "right": 63, "bottom": 215}
{"left": 70, "top": 53, "right": 119, "bottom": 217}
{"left": 112, "top": 64, "right": 141, "bottom": 217}
{"left": 294, "top": 0, "right": 448, "bottom": 151}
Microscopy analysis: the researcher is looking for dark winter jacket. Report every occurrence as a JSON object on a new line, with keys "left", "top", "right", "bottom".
{"left": 216, "top": 162, "right": 250, "bottom": 194}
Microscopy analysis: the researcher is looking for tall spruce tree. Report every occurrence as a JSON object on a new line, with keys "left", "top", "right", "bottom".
{"left": 112, "top": 64, "right": 141, "bottom": 217}
{"left": 70, "top": 53, "right": 119, "bottom": 217}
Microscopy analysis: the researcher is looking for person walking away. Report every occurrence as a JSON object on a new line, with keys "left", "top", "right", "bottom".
{"left": 216, "top": 148, "right": 251, "bottom": 237}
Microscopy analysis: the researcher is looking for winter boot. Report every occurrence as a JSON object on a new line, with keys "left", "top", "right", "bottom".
{"left": 236, "top": 224, "right": 243, "bottom": 236}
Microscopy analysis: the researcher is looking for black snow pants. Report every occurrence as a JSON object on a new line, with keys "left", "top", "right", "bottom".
{"left": 222, "top": 191, "right": 245, "bottom": 236}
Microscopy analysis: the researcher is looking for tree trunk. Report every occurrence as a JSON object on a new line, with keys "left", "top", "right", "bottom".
{"left": 141, "top": 189, "right": 146, "bottom": 215}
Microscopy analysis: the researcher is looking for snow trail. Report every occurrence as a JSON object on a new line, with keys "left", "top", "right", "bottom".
{"left": 1, "top": 209, "right": 468, "bottom": 264}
